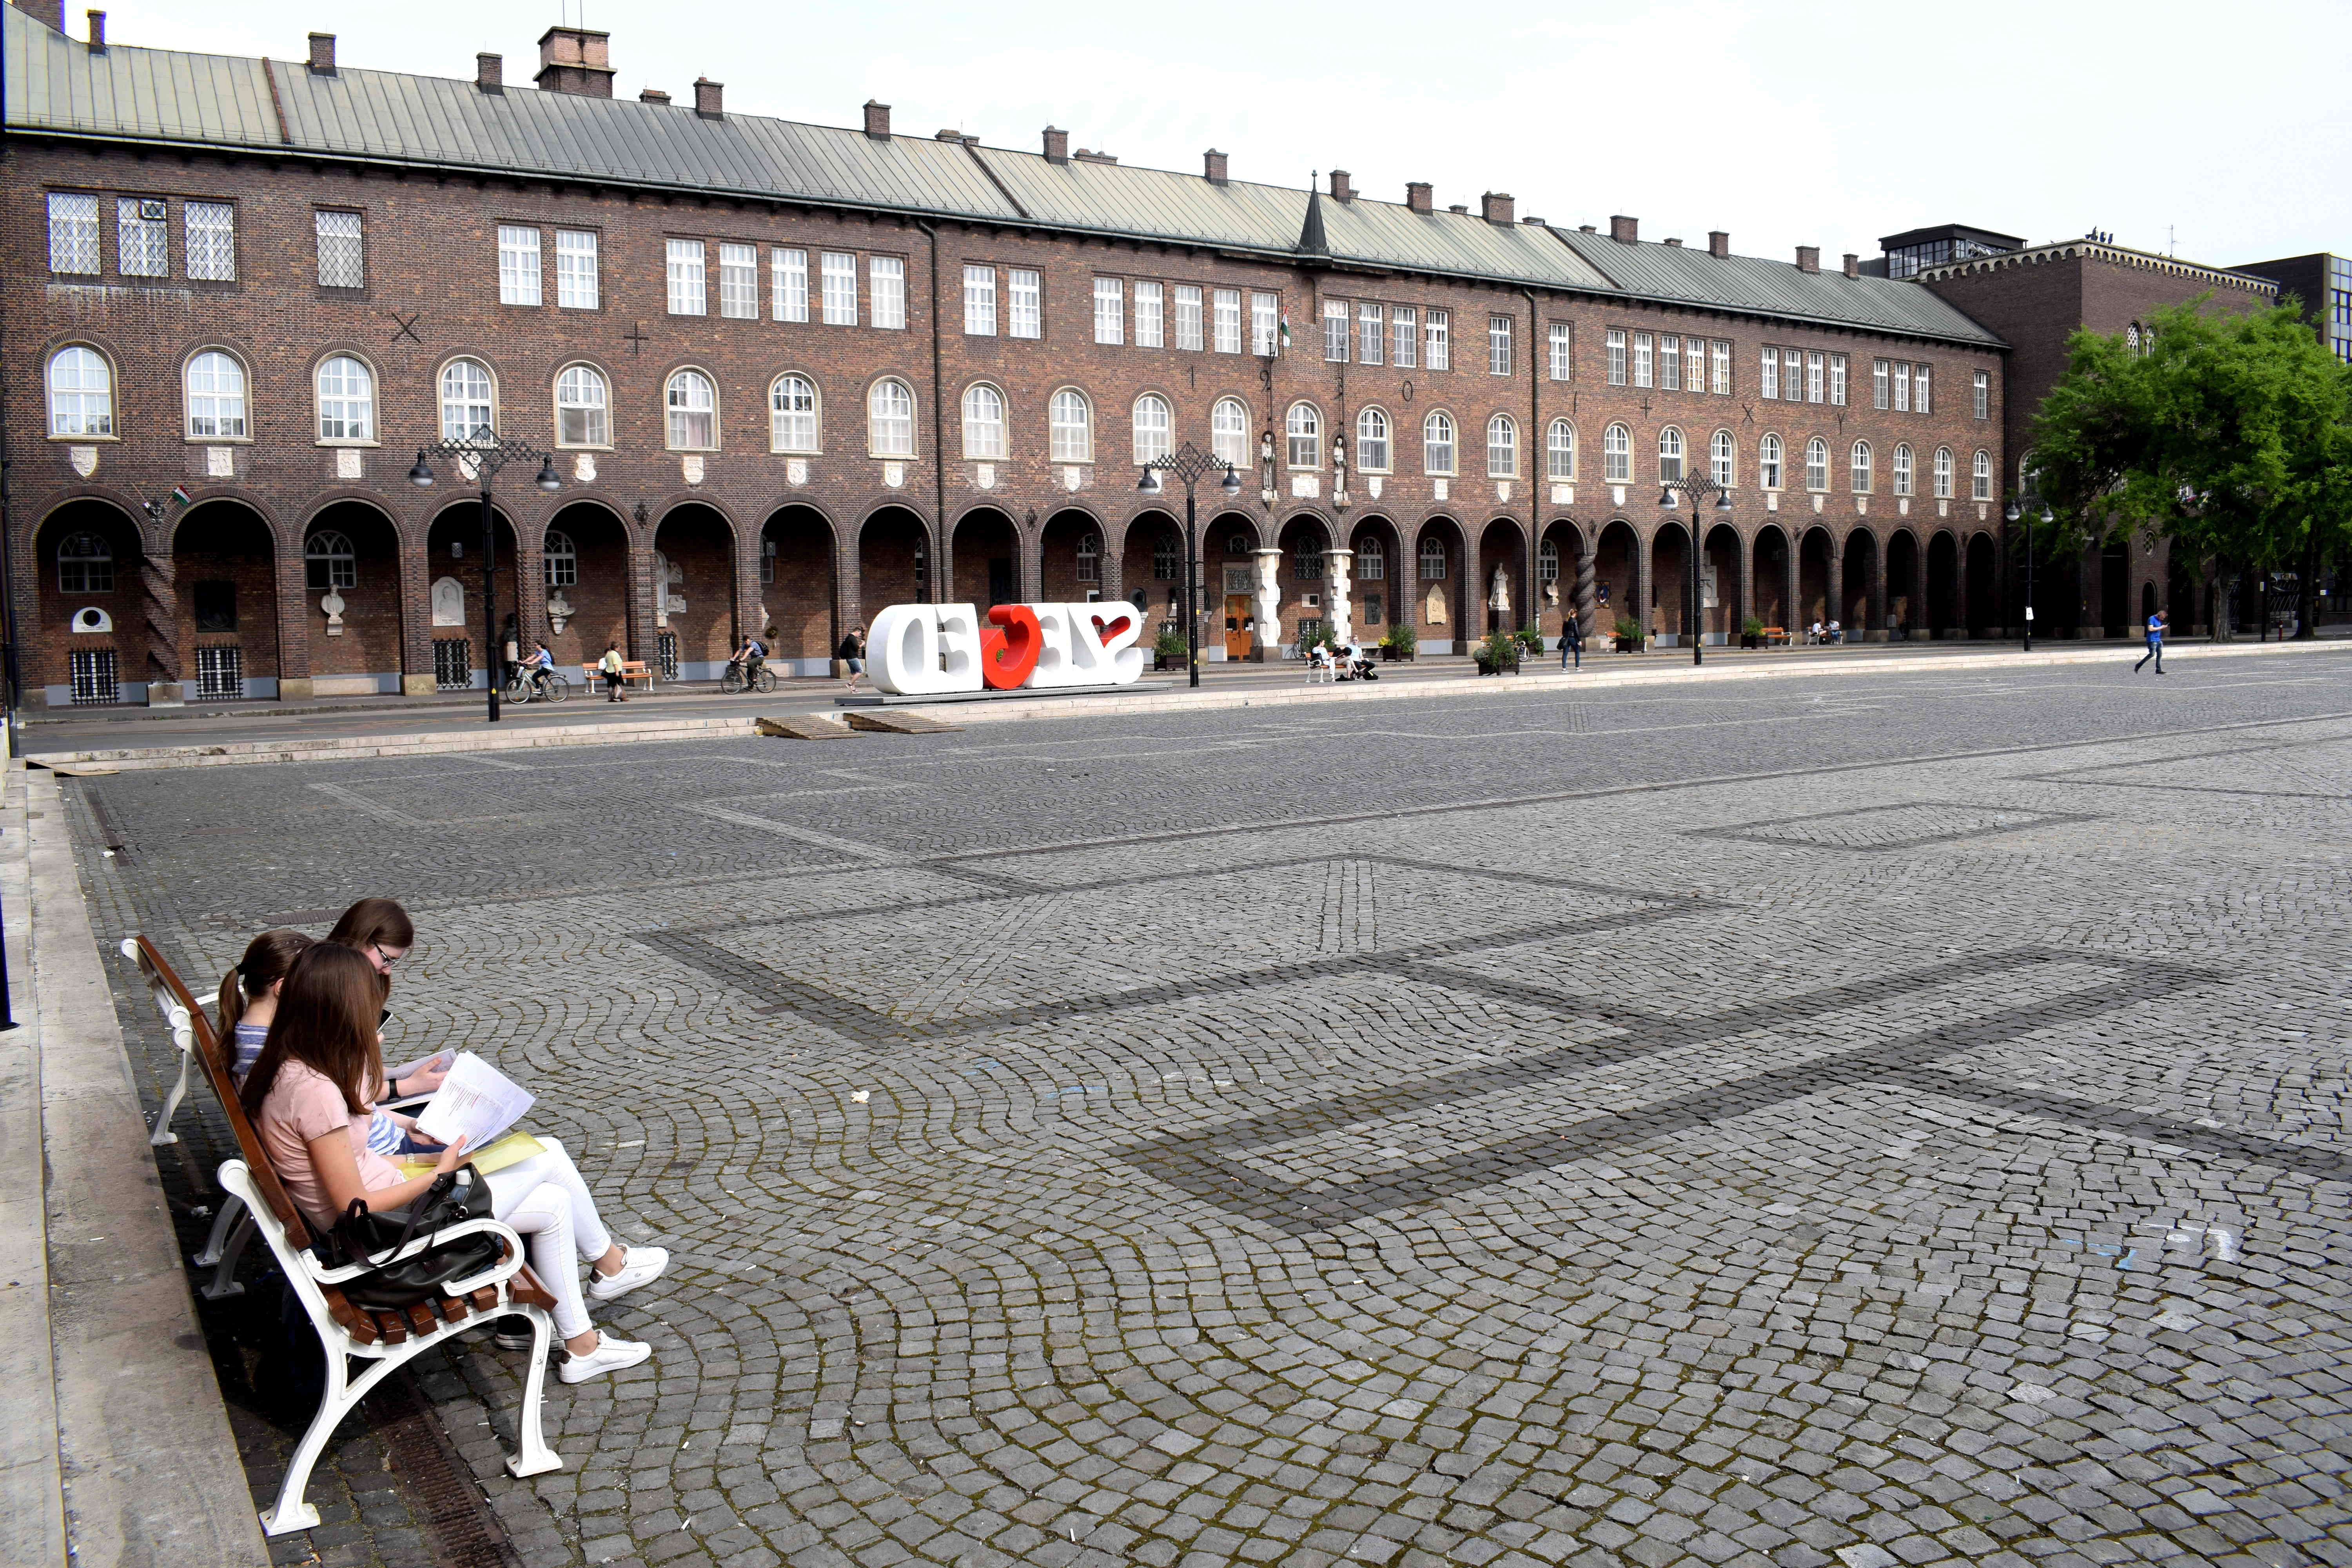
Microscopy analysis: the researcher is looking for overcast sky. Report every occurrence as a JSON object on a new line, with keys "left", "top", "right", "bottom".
{"left": 85, "top": 0, "right": 2352, "bottom": 270}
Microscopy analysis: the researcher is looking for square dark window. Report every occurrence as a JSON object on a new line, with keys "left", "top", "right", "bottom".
{"left": 192, "top": 579, "right": 237, "bottom": 633}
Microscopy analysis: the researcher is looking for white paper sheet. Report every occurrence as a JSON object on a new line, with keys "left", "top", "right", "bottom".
{"left": 413, "top": 1051, "right": 535, "bottom": 1152}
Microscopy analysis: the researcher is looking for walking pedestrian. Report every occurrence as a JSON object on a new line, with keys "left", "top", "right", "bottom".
{"left": 838, "top": 625, "right": 867, "bottom": 691}
{"left": 2135, "top": 608, "right": 2167, "bottom": 673}
{"left": 598, "top": 642, "right": 627, "bottom": 701}
{"left": 1561, "top": 613, "right": 1583, "bottom": 670}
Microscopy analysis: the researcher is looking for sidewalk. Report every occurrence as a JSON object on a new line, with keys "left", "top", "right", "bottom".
{"left": 22, "top": 635, "right": 2348, "bottom": 773}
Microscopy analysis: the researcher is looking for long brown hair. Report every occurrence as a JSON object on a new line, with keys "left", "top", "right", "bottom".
{"left": 240, "top": 943, "right": 386, "bottom": 1120}
{"left": 218, "top": 929, "right": 313, "bottom": 1036}
{"left": 327, "top": 897, "right": 414, "bottom": 956}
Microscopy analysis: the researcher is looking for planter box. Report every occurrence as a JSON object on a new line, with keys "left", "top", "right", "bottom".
{"left": 1379, "top": 646, "right": 1415, "bottom": 662}
{"left": 1613, "top": 636, "right": 1643, "bottom": 653}
{"left": 1740, "top": 633, "right": 1762, "bottom": 649}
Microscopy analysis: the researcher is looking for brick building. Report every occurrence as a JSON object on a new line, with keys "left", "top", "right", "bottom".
{"left": 1913, "top": 232, "right": 2277, "bottom": 636}
{"left": 1, "top": 4, "right": 2008, "bottom": 707}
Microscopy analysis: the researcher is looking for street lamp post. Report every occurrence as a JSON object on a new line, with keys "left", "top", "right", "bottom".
{"left": 2005, "top": 495, "right": 2050, "bottom": 653}
{"left": 1657, "top": 472, "right": 1735, "bottom": 667}
{"left": 1138, "top": 441, "right": 1244, "bottom": 690}
{"left": 408, "top": 430, "right": 562, "bottom": 722}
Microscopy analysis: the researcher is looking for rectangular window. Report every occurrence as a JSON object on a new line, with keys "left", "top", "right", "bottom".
{"left": 1488, "top": 314, "right": 1513, "bottom": 377}
{"left": 1894, "top": 361, "right": 1911, "bottom": 412}
{"left": 1686, "top": 337, "right": 1706, "bottom": 392}
{"left": 1173, "top": 283, "right": 1202, "bottom": 350}
{"left": 773, "top": 248, "right": 808, "bottom": 321}
{"left": 556, "top": 229, "right": 599, "bottom": 309}
{"left": 1830, "top": 353, "right": 1847, "bottom": 406}
{"left": 1711, "top": 339, "right": 1731, "bottom": 395}
{"left": 1252, "top": 292, "right": 1279, "bottom": 355}
{"left": 47, "top": 192, "right": 99, "bottom": 274}
{"left": 1359, "top": 301, "right": 1384, "bottom": 366}
{"left": 1392, "top": 306, "right": 1417, "bottom": 368}
{"left": 1607, "top": 328, "right": 1627, "bottom": 385}
{"left": 1760, "top": 348, "right": 1778, "bottom": 400}
{"left": 69, "top": 648, "right": 119, "bottom": 707}
{"left": 1426, "top": 309, "right": 1449, "bottom": 371}
{"left": 1322, "top": 298, "right": 1350, "bottom": 361}
{"left": 1093, "top": 277, "right": 1124, "bottom": 344}
{"left": 1009, "top": 269, "right": 1042, "bottom": 338}
{"left": 116, "top": 198, "right": 167, "bottom": 277}
{"left": 1782, "top": 349, "right": 1802, "bottom": 405}
{"left": 1873, "top": 358, "right": 1890, "bottom": 409}
{"left": 1136, "top": 280, "right": 1164, "bottom": 348}
{"left": 184, "top": 201, "right": 235, "bottom": 281}
{"left": 869, "top": 255, "right": 906, "bottom": 328}
{"left": 315, "top": 209, "right": 364, "bottom": 289}
{"left": 1213, "top": 289, "right": 1242, "bottom": 353}
{"left": 1806, "top": 350, "right": 1823, "bottom": 403}
{"left": 1632, "top": 331, "right": 1652, "bottom": 387}
{"left": 719, "top": 242, "right": 759, "bottom": 319}
{"left": 497, "top": 225, "right": 541, "bottom": 305}
{"left": 667, "top": 238, "right": 706, "bottom": 315}
{"left": 820, "top": 251, "right": 858, "bottom": 325}
{"left": 1915, "top": 364, "right": 1931, "bottom": 414}
{"left": 962, "top": 263, "right": 997, "bottom": 335}
{"left": 1659, "top": 334, "right": 1679, "bottom": 391}
{"left": 1972, "top": 369, "right": 1989, "bottom": 420}
{"left": 1549, "top": 323, "right": 1572, "bottom": 381}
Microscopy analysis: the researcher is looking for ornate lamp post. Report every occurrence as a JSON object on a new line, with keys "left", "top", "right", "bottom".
{"left": 1657, "top": 471, "right": 1734, "bottom": 666}
{"left": 2004, "top": 494, "right": 2051, "bottom": 653}
{"left": 408, "top": 430, "right": 561, "bottom": 722}
{"left": 1138, "top": 441, "right": 1244, "bottom": 690}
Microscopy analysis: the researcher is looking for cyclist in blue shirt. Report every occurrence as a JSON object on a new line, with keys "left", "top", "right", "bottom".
{"left": 523, "top": 639, "right": 558, "bottom": 699}
{"left": 730, "top": 634, "right": 767, "bottom": 688}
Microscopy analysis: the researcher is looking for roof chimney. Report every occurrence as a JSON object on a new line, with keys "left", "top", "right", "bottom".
{"left": 534, "top": 26, "right": 613, "bottom": 97}
{"left": 1203, "top": 149, "right": 1228, "bottom": 185}
{"left": 1842, "top": 252, "right": 1860, "bottom": 279}
{"left": 475, "top": 52, "right": 502, "bottom": 92}
{"left": 1073, "top": 148, "right": 1117, "bottom": 164}
{"left": 1480, "top": 191, "right": 1514, "bottom": 225}
{"left": 1329, "top": 169, "right": 1353, "bottom": 203}
{"left": 1609, "top": 214, "right": 1638, "bottom": 244}
{"left": 639, "top": 87, "right": 671, "bottom": 103}
{"left": 11, "top": 2, "right": 64, "bottom": 31}
{"left": 694, "top": 77, "right": 723, "bottom": 119}
{"left": 1579, "top": 224, "right": 1596, "bottom": 234}
{"left": 1795, "top": 245, "right": 1820, "bottom": 274}
{"left": 862, "top": 100, "right": 890, "bottom": 139}
{"left": 1663, "top": 237, "right": 1682, "bottom": 247}
{"left": 1448, "top": 204, "right": 1468, "bottom": 214}
{"left": 1042, "top": 125, "right": 1068, "bottom": 164}
{"left": 83, "top": 7, "right": 100, "bottom": 49}
{"left": 307, "top": 31, "right": 336, "bottom": 74}
{"left": 1708, "top": 230, "right": 1729, "bottom": 259}
{"left": 1405, "top": 181, "right": 1432, "bottom": 215}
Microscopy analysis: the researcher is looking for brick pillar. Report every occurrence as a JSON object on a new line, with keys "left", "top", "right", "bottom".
{"left": 1828, "top": 538, "right": 1844, "bottom": 638}
{"left": 835, "top": 530, "right": 862, "bottom": 662}
{"left": 274, "top": 548, "right": 315, "bottom": 701}
{"left": 1633, "top": 528, "right": 1652, "bottom": 644}
{"left": 1098, "top": 523, "right": 1125, "bottom": 608}
{"left": 397, "top": 531, "right": 436, "bottom": 695}
{"left": 625, "top": 540, "right": 657, "bottom": 664}
{"left": 1953, "top": 548, "right": 1969, "bottom": 641}
{"left": 1017, "top": 517, "right": 1043, "bottom": 603}
{"left": 1784, "top": 536, "right": 1800, "bottom": 639}
{"left": 1868, "top": 535, "right": 1887, "bottom": 640}
{"left": 1736, "top": 531, "right": 1754, "bottom": 644}
{"left": 139, "top": 550, "right": 183, "bottom": 705}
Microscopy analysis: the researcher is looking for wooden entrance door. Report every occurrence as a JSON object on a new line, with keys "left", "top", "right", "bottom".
{"left": 1223, "top": 594, "right": 1253, "bottom": 661}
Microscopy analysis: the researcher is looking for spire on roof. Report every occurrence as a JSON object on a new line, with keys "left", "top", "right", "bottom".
{"left": 1296, "top": 172, "right": 1328, "bottom": 257}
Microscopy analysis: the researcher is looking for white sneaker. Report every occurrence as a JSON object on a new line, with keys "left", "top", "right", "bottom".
{"left": 557, "top": 1332, "right": 651, "bottom": 1384}
{"left": 586, "top": 1246, "right": 669, "bottom": 1303}
{"left": 492, "top": 1316, "right": 537, "bottom": 1352}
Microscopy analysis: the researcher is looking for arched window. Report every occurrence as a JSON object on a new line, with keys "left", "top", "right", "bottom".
{"left": 1486, "top": 414, "right": 1517, "bottom": 477}
{"left": 1539, "top": 537, "right": 1560, "bottom": 583}
{"left": 438, "top": 358, "right": 495, "bottom": 441}
{"left": 1075, "top": 532, "right": 1101, "bottom": 584}
{"left": 1972, "top": 448, "right": 1993, "bottom": 501}
{"left": 185, "top": 351, "right": 247, "bottom": 439}
{"left": 1049, "top": 388, "right": 1092, "bottom": 462}
{"left": 1546, "top": 419, "right": 1575, "bottom": 480}
{"left": 1357, "top": 536, "right": 1385, "bottom": 580}
{"left": 1805, "top": 437, "right": 1829, "bottom": 491}
{"left": 1892, "top": 444, "right": 1914, "bottom": 496}
{"left": 47, "top": 347, "right": 113, "bottom": 437}
{"left": 1151, "top": 534, "right": 1179, "bottom": 580}
{"left": 57, "top": 532, "right": 114, "bottom": 593}
{"left": 1421, "top": 411, "right": 1456, "bottom": 475}
{"left": 1418, "top": 535, "right": 1446, "bottom": 580}
{"left": 316, "top": 355, "right": 374, "bottom": 442}
{"left": 1933, "top": 446, "right": 1954, "bottom": 499}
{"left": 2018, "top": 449, "right": 2037, "bottom": 490}
{"left": 304, "top": 529, "right": 357, "bottom": 591}
{"left": 1356, "top": 407, "right": 1390, "bottom": 472}
{"left": 543, "top": 530, "right": 577, "bottom": 588}
{"left": 2125, "top": 324, "right": 2140, "bottom": 353}
{"left": 554, "top": 364, "right": 609, "bottom": 447}
{"left": 1132, "top": 394, "right": 1172, "bottom": 464}
{"left": 1211, "top": 397, "right": 1249, "bottom": 465}
{"left": 869, "top": 378, "right": 916, "bottom": 456}
{"left": 665, "top": 368, "right": 717, "bottom": 450}
{"left": 772, "top": 374, "right": 820, "bottom": 453}
{"left": 1759, "top": 434, "right": 1784, "bottom": 490}
{"left": 1658, "top": 426, "right": 1684, "bottom": 483}
{"left": 1710, "top": 429, "right": 1735, "bottom": 488}
{"left": 1850, "top": 439, "right": 1873, "bottom": 492}
{"left": 1285, "top": 401, "right": 1320, "bottom": 469}
{"left": 1603, "top": 422, "right": 1631, "bottom": 483}
{"left": 959, "top": 383, "right": 1004, "bottom": 459}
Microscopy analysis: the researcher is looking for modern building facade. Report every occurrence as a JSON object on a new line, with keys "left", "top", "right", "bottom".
{"left": 2230, "top": 252, "right": 2352, "bottom": 363}
{"left": 2, "top": 2, "right": 2009, "bottom": 708}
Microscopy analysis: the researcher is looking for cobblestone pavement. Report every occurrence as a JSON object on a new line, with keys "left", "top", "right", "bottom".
{"left": 73, "top": 649, "right": 2352, "bottom": 1568}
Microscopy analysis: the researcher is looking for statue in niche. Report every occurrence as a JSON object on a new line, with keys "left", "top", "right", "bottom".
{"left": 654, "top": 552, "right": 688, "bottom": 628}
{"left": 546, "top": 589, "right": 575, "bottom": 635}
{"left": 430, "top": 575, "right": 465, "bottom": 628}
{"left": 1488, "top": 564, "right": 1510, "bottom": 616}
{"left": 320, "top": 587, "right": 347, "bottom": 636}
{"left": 1424, "top": 582, "right": 1446, "bottom": 625}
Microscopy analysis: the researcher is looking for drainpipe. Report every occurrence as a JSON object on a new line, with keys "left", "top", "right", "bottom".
{"left": 916, "top": 221, "right": 946, "bottom": 603}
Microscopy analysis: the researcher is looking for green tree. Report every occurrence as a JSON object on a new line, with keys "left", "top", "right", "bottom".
{"left": 2027, "top": 298, "right": 2352, "bottom": 637}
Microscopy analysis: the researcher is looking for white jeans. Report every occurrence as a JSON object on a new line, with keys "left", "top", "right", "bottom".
{"left": 483, "top": 1136, "right": 613, "bottom": 1337}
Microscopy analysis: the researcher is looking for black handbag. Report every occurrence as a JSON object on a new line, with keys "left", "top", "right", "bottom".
{"left": 320, "top": 1165, "right": 503, "bottom": 1310}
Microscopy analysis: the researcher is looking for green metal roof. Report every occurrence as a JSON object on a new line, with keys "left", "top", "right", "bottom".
{"left": 4, "top": 8, "right": 2000, "bottom": 347}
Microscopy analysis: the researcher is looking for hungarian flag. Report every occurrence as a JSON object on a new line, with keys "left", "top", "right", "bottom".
{"left": 1278, "top": 313, "right": 1292, "bottom": 348}
{"left": 169, "top": 485, "right": 192, "bottom": 507}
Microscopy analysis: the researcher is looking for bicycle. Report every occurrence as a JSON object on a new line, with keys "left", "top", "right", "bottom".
{"left": 719, "top": 659, "right": 775, "bottom": 695}
{"left": 503, "top": 666, "right": 570, "bottom": 703}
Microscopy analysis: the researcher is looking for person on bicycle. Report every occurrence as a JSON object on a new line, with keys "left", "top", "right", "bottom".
{"left": 730, "top": 634, "right": 767, "bottom": 689}
{"left": 523, "top": 639, "right": 558, "bottom": 700}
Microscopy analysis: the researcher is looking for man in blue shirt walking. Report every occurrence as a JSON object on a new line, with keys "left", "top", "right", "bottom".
{"left": 2134, "top": 609, "right": 2167, "bottom": 674}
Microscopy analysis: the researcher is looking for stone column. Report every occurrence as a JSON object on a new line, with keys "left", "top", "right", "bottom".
{"left": 1632, "top": 529, "right": 1651, "bottom": 645}
{"left": 1736, "top": 532, "right": 1754, "bottom": 646}
{"left": 1250, "top": 546, "right": 1283, "bottom": 661}
{"left": 1828, "top": 538, "right": 1845, "bottom": 639}
{"left": 1784, "top": 538, "right": 1800, "bottom": 638}
{"left": 139, "top": 551, "right": 183, "bottom": 706}
{"left": 1575, "top": 531, "right": 1596, "bottom": 639}
{"left": 1953, "top": 547, "right": 1970, "bottom": 641}
{"left": 1867, "top": 537, "right": 1888, "bottom": 641}
{"left": 1325, "top": 547, "right": 1354, "bottom": 645}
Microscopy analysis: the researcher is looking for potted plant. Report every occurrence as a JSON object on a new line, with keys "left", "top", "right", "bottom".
{"left": 1613, "top": 615, "right": 1644, "bottom": 654}
{"left": 1152, "top": 627, "right": 1186, "bottom": 671}
{"left": 1383, "top": 623, "right": 1417, "bottom": 662}
{"left": 1741, "top": 615, "right": 1764, "bottom": 650}
{"left": 1477, "top": 628, "right": 1520, "bottom": 674}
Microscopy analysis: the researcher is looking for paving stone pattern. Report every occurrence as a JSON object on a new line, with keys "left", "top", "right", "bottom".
{"left": 72, "top": 653, "right": 2352, "bottom": 1568}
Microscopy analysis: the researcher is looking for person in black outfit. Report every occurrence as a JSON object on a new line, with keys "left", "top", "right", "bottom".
{"left": 1561, "top": 613, "right": 1583, "bottom": 670}
{"left": 837, "top": 626, "right": 867, "bottom": 691}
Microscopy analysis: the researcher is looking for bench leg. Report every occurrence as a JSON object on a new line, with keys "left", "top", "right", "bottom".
{"left": 505, "top": 1305, "right": 563, "bottom": 1478}
{"left": 192, "top": 1199, "right": 252, "bottom": 1299}
{"left": 149, "top": 1046, "right": 194, "bottom": 1146}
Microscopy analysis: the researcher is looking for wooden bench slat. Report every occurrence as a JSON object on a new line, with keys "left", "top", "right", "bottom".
{"left": 510, "top": 1266, "right": 557, "bottom": 1312}
{"left": 374, "top": 1310, "right": 409, "bottom": 1345}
